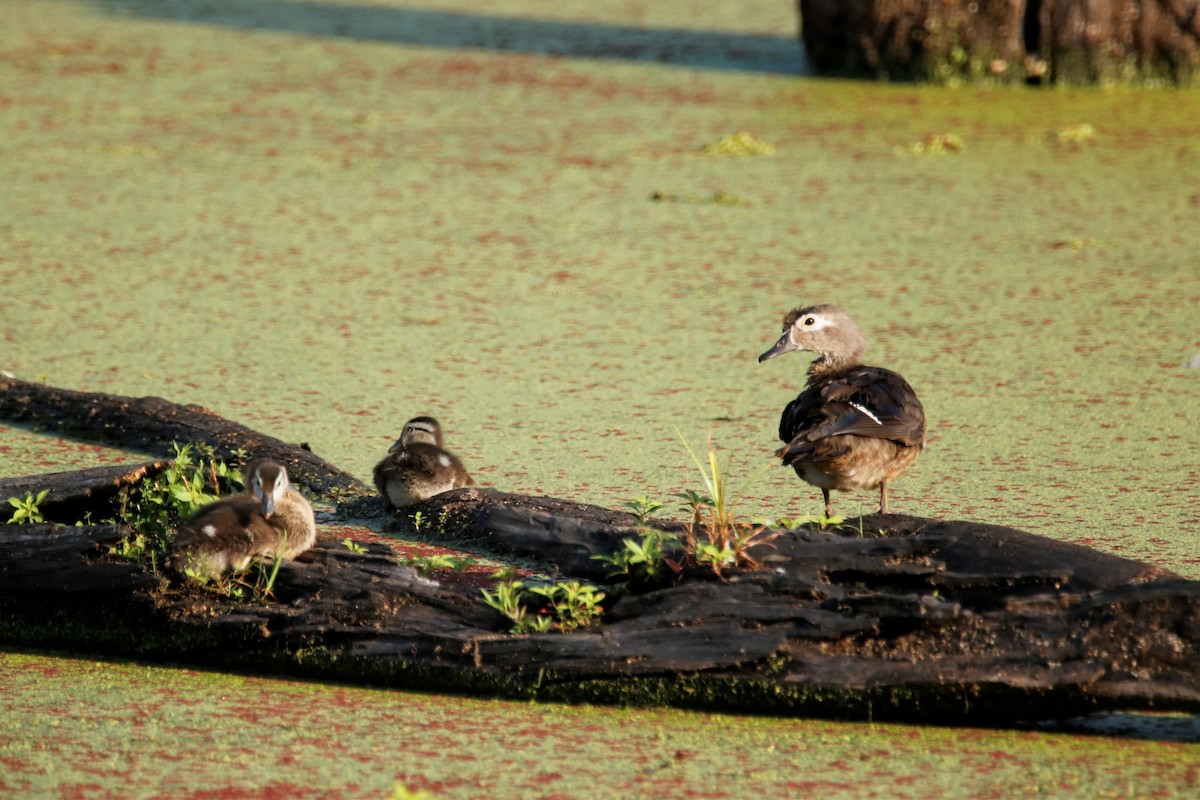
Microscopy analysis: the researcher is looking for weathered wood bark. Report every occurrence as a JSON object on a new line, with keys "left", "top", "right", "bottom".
{"left": 2, "top": 380, "right": 1198, "bottom": 723}
{"left": 798, "top": 0, "right": 1200, "bottom": 85}
{"left": 0, "top": 376, "right": 365, "bottom": 497}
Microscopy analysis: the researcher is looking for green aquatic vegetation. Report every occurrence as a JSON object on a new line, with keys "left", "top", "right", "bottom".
{"left": 1056, "top": 123, "right": 1095, "bottom": 143}
{"left": 906, "top": 132, "right": 964, "bottom": 153}
{"left": 6, "top": 489, "right": 48, "bottom": 524}
{"left": 701, "top": 130, "right": 775, "bottom": 156}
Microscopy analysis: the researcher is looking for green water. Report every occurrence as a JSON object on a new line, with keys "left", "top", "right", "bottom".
{"left": 1, "top": 1, "right": 1197, "bottom": 796}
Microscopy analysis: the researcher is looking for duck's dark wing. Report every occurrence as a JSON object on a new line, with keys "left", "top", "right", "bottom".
{"left": 375, "top": 444, "right": 471, "bottom": 484}
{"left": 778, "top": 366, "right": 925, "bottom": 459}
{"left": 172, "top": 495, "right": 275, "bottom": 565}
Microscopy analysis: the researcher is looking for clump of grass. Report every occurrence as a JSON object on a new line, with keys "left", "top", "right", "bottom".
{"left": 677, "top": 433, "right": 781, "bottom": 575}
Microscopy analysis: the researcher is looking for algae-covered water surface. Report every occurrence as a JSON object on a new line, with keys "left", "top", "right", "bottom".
{"left": 1, "top": 0, "right": 1198, "bottom": 796}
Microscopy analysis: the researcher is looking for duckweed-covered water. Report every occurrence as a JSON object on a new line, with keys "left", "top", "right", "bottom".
{"left": 1, "top": 1, "right": 1197, "bottom": 796}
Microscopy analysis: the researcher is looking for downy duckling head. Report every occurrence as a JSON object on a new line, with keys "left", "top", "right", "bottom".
{"left": 758, "top": 304, "right": 868, "bottom": 367}
{"left": 389, "top": 416, "right": 443, "bottom": 454}
{"left": 245, "top": 459, "right": 290, "bottom": 519}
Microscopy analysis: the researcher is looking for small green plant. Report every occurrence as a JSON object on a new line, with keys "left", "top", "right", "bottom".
{"left": 410, "top": 511, "right": 425, "bottom": 532}
{"left": 400, "top": 553, "right": 476, "bottom": 576}
{"left": 771, "top": 514, "right": 845, "bottom": 530}
{"left": 490, "top": 565, "right": 520, "bottom": 582}
{"left": 527, "top": 581, "right": 606, "bottom": 632}
{"left": 342, "top": 538, "right": 369, "bottom": 554}
{"left": 6, "top": 489, "right": 49, "bottom": 524}
{"left": 592, "top": 528, "right": 681, "bottom": 585}
{"left": 481, "top": 579, "right": 606, "bottom": 634}
{"left": 621, "top": 495, "right": 666, "bottom": 524}
{"left": 181, "top": 548, "right": 285, "bottom": 603}
{"left": 481, "top": 579, "right": 531, "bottom": 630}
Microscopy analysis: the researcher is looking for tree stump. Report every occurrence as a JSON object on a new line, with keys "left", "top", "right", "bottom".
{"left": 798, "top": 0, "right": 1200, "bottom": 85}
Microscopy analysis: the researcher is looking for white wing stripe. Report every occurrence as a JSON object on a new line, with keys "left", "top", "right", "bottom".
{"left": 849, "top": 401, "right": 883, "bottom": 425}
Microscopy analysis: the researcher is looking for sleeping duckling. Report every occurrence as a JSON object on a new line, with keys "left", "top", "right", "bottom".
{"left": 170, "top": 459, "right": 316, "bottom": 578}
{"left": 759, "top": 304, "right": 926, "bottom": 517}
{"left": 373, "top": 416, "right": 472, "bottom": 510}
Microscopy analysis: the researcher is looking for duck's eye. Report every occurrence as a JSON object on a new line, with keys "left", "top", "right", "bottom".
{"left": 803, "top": 317, "right": 816, "bottom": 326}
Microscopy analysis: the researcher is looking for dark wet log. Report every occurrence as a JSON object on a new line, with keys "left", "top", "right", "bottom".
{"left": 1, "top": 381, "right": 1197, "bottom": 723}
{"left": 0, "top": 376, "right": 366, "bottom": 497}
{"left": 798, "top": 0, "right": 1200, "bottom": 85}
{"left": 2, "top": 502, "right": 1197, "bottom": 723}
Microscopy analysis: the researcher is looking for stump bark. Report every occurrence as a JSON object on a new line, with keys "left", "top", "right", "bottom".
{"left": 798, "top": 0, "right": 1200, "bottom": 85}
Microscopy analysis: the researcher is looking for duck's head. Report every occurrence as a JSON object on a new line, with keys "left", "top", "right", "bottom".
{"left": 389, "top": 416, "right": 443, "bottom": 454}
{"left": 245, "top": 459, "right": 291, "bottom": 518}
{"left": 758, "top": 304, "right": 868, "bottom": 365}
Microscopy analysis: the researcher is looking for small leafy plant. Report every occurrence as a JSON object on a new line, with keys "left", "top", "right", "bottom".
{"left": 481, "top": 579, "right": 606, "bottom": 634}
{"left": 527, "top": 581, "right": 606, "bottom": 632}
{"left": 770, "top": 514, "right": 845, "bottom": 530}
{"left": 342, "top": 538, "right": 369, "bottom": 554}
{"left": 592, "top": 528, "right": 681, "bottom": 585}
{"left": 621, "top": 495, "right": 666, "bottom": 524}
{"left": 112, "top": 442, "right": 241, "bottom": 569}
{"left": 400, "top": 553, "right": 476, "bottom": 577}
{"left": 6, "top": 489, "right": 49, "bottom": 524}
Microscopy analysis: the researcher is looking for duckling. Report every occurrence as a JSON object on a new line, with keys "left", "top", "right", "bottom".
{"left": 170, "top": 459, "right": 316, "bottom": 578}
{"left": 758, "top": 304, "right": 925, "bottom": 517}
{"left": 373, "top": 416, "right": 473, "bottom": 510}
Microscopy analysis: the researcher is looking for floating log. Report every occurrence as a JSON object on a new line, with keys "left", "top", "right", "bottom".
{"left": 798, "top": 0, "right": 1200, "bottom": 85}
{"left": 1, "top": 380, "right": 1197, "bottom": 723}
{"left": 0, "top": 376, "right": 365, "bottom": 497}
